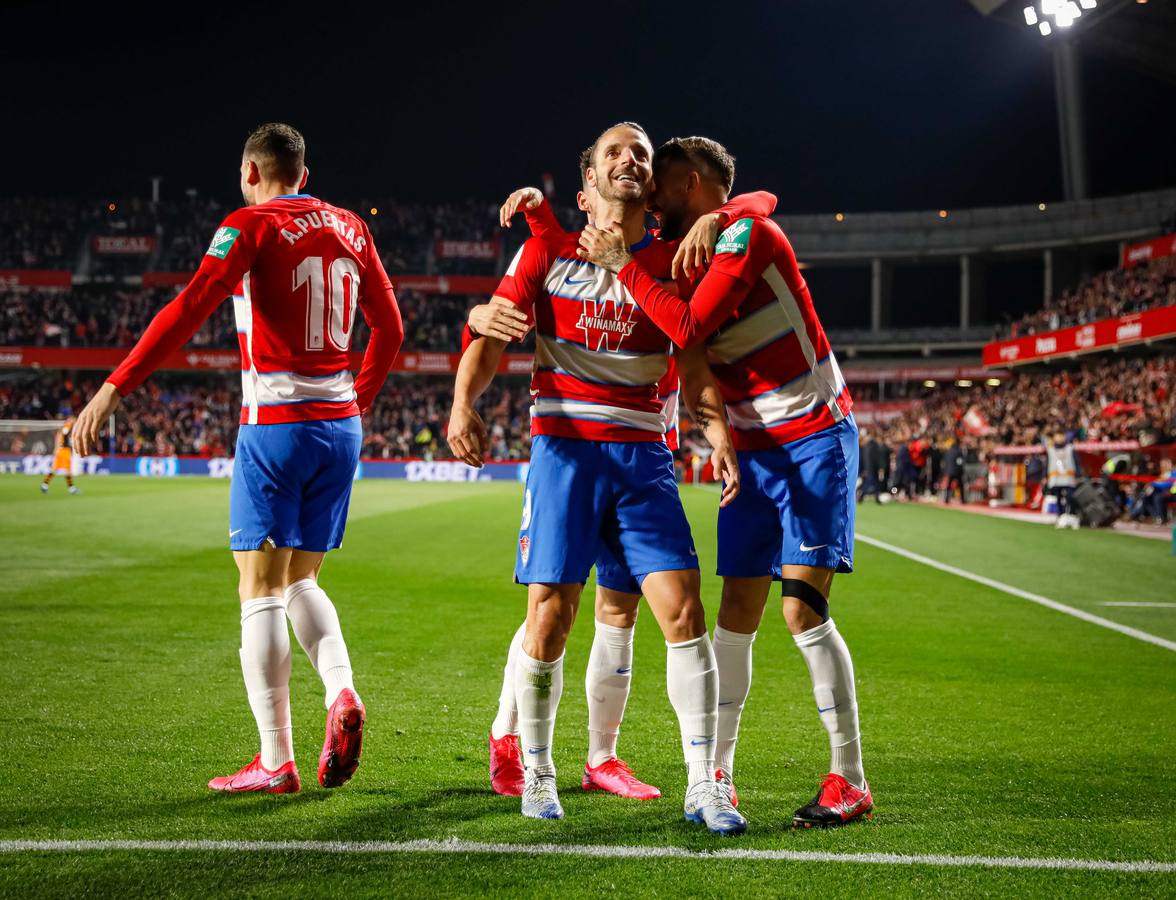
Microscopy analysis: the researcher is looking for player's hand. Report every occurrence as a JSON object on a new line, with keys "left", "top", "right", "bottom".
{"left": 577, "top": 224, "right": 631, "bottom": 273}
{"left": 73, "top": 382, "right": 121, "bottom": 457}
{"left": 499, "top": 187, "right": 545, "bottom": 228}
{"left": 447, "top": 403, "right": 489, "bottom": 469}
{"left": 672, "top": 212, "right": 723, "bottom": 281}
{"left": 710, "top": 441, "right": 741, "bottom": 508}
{"left": 469, "top": 298, "right": 531, "bottom": 342}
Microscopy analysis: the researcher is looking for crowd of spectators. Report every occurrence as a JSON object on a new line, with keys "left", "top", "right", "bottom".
{"left": 1, "top": 193, "right": 536, "bottom": 278}
{"left": 0, "top": 198, "right": 92, "bottom": 269}
{"left": 3, "top": 354, "right": 1172, "bottom": 468}
{"left": 0, "top": 283, "right": 500, "bottom": 353}
{"left": 855, "top": 356, "right": 1175, "bottom": 518}
{"left": 0, "top": 285, "right": 229, "bottom": 347}
{"left": 0, "top": 371, "right": 532, "bottom": 461}
{"left": 1001, "top": 255, "right": 1176, "bottom": 337}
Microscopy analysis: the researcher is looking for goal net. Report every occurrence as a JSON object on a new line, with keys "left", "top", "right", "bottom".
{"left": 0, "top": 419, "right": 65, "bottom": 455}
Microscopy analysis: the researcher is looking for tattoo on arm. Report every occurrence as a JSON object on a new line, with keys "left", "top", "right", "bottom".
{"left": 599, "top": 247, "right": 632, "bottom": 273}
{"left": 693, "top": 391, "right": 711, "bottom": 430}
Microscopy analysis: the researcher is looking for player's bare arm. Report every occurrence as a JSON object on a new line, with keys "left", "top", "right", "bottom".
{"left": 449, "top": 329, "right": 509, "bottom": 468}
{"left": 675, "top": 344, "right": 740, "bottom": 508}
{"left": 73, "top": 383, "right": 122, "bottom": 457}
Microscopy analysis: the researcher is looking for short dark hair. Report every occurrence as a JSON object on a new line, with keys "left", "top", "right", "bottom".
{"left": 243, "top": 122, "right": 305, "bottom": 185}
{"left": 580, "top": 121, "right": 650, "bottom": 179}
{"left": 654, "top": 136, "right": 736, "bottom": 193}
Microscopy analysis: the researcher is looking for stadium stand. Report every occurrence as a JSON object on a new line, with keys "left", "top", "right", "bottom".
{"left": 1001, "top": 254, "right": 1176, "bottom": 337}
{"left": 1, "top": 193, "right": 1172, "bottom": 523}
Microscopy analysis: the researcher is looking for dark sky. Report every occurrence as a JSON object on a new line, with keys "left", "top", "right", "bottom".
{"left": 2, "top": 0, "right": 1172, "bottom": 212}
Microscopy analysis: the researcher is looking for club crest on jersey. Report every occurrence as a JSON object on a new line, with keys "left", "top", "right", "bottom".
{"left": 576, "top": 295, "right": 636, "bottom": 352}
{"left": 519, "top": 535, "right": 531, "bottom": 565}
{"left": 206, "top": 226, "right": 240, "bottom": 259}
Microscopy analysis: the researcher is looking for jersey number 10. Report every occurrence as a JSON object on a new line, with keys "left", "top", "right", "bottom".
{"left": 296, "top": 255, "right": 360, "bottom": 352}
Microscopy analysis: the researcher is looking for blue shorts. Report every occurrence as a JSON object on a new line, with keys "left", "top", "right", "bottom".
{"left": 718, "top": 416, "right": 858, "bottom": 577}
{"left": 515, "top": 435, "right": 698, "bottom": 587}
{"left": 229, "top": 417, "right": 362, "bottom": 553}
{"left": 594, "top": 540, "right": 641, "bottom": 595}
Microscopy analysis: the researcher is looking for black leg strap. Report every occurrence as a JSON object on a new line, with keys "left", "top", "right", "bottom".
{"left": 780, "top": 578, "right": 829, "bottom": 622}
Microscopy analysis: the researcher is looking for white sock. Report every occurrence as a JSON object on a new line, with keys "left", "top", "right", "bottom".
{"left": 666, "top": 634, "right": 718, "bottom": 789}
{"left": 514, "top": 646, "right": 563, "bottom": 776}
{"left": 713, "top": 624, "right": 756, "bottom": 777}
{"left": 239, "top": 596, "right": 293, "bottom": 770}
{"left": 491, "top": 622, "right": 526, "bottom": 740}
{"left": 793, "top": 618, "right": 865, "bottom": 787}
{"left": 586, "top": 620, "right": 634, "bottom": 768}
{"left": 284, "top": 577, "right": 354, "bottom": 708}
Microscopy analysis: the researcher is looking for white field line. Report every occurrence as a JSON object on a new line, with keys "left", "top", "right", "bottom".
{"left": 855, "top": 534, "right": 1176, "bottom": 654}
{"left": 0, "top": 839, "right": 1173, "bottom": 874}
{"left": 1100, "top": 602, "right": 1176, "bottom": 609}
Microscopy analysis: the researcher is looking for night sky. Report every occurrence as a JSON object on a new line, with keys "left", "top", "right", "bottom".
{"left": 2, "top": 0, "right": 1172, "bottom": 213}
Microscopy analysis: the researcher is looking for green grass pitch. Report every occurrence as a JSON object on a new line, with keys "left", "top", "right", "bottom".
{"left": 1, "top": 476, "right": 1173, "bottom": 898}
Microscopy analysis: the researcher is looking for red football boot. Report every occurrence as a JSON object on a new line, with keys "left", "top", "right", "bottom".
{"left": 792, "top": 773, "right": 873, "bottom": 828}
{"left": 319, "top": 688, "right": 365, "bottom": 788}
{"left": 715, "top": 768, "right": 739, "bottom": 807}
{"left": 208, "top": 754, "right": 300, "bottom": 794}
{"left": 582, "top": 758, "right": 661, "bottom": 800}
{"left": 489, "top": 732, "right": 525, "bottom": 796}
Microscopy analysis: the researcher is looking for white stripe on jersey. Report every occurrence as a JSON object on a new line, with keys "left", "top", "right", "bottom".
{"left": 725, "top": 357, "right": 847, "bottom": 431}
{"left": 531, "top": 398, "right": 666, "bottom": 433}
{"left": 542, "top": 257, "right": 610, "bottom": 300}
{"left": 535, "top": 334, "right": 667, "bottom": 387}
{"left": 234, "top": 275, "right": 260, "bottom": 426}
{"left": 505, "top": 245, "right": 525, "bottom": 277}
{"left": 707, "top": 300, "right": 794, "bottom": 365}
{"left": 251, "top": 370, "right": 357, "bottom": 408}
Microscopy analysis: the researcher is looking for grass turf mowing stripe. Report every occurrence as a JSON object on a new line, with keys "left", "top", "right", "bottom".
{"left": 856, "top": 533, "right": 1176, "bottom": 653}
{"left": 1, "top": 839, "right": 1172, "bottom": 874}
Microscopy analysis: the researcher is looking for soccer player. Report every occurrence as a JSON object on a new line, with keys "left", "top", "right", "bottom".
{"left": 579, "top": 136, "right": 873, "bottom": 828}
{"left": 73, "top": 123, "right": 404, "bottom": 794}
{"left": 476, "top": 164, "right": 776, "bottom": 805}
{"left": 449, "top": 122, "right": 745, "bottom": 834}
{"left": 40, "top": 416, "right": 79, "bottom": 494}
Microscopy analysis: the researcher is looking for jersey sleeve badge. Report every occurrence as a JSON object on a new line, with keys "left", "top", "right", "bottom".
{"left": 206, "top": 226, "right": 241, "bottom": 259}
{"left": 715, "top": 218, "right": 752, "bottom": 256}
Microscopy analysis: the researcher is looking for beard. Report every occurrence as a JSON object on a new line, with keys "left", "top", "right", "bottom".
{"left": 595, "top": 168, "right": 646, "bottom": 205}
{"left": 657, "top": 207, "right": 688, "bottom": 241}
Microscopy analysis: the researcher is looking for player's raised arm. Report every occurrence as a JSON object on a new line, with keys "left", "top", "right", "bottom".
{"left": 578, "top": 223, "right": 754, "bottom": 349}
{"left": 675, "top": 343, "right": 740, "bottom": 507}
{"left": 499, "top": 187, "right": 545, "bottom": 228}
{"left": 353, "top": 235, "right": 405, "bottom": 414}
{"left": 672, "top": 191, "right": 777, "bottom": 279}
{"left": 73, "top": 213, "right": 257, "bottom": 456}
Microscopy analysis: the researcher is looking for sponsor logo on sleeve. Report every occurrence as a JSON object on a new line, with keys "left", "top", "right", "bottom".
{"left": 206, "top": 226, "right": 241, "bottom": 259}
{"left": 715, "top": 217, "right": 752, "bottom": 255}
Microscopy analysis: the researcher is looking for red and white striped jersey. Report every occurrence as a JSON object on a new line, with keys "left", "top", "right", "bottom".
{"left": 658, "top": 361, "right": 680, "bottom": 452}
{"left": 494, "top": 231, "right": 687, "bottom": 443}
{"left": 108, "top": 194, "right": 403, "bottom": 425}
{"left": 619, "top": 214, "right": 852, "bottom": 450}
